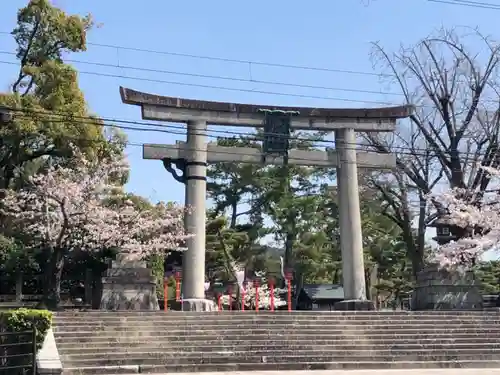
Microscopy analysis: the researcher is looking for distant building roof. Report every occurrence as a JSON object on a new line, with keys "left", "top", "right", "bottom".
{"left": 301, "top": 284, "right": 344, "bottom": 300}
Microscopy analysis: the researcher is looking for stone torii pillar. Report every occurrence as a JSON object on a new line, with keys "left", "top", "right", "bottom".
{"left": 182, "top": 120, "right": 208, "bottom": 307}
{"left": 335, "top": 128, "right": 370, "bottom": 309}
{"left": 120, "top": 86, "right": 413, "bottom": 311}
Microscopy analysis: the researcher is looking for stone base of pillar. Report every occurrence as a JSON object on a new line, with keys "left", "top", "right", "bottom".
{"left": 334, "top": 299, "right": 375, "bottom": 311}
{"left": 100, "top": 253, "right": 159, "bottom": 311}
{"left": 411, "top": 264, "right": 483, "bottom": 311}
{"left": 181, "top": 298, "right": 217, "bottom": 312}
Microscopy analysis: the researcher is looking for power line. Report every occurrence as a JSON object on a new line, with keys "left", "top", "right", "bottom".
{"left": 1, "top": 106, "right": 438, "bottom": 155}
{"left": 3, "top": 54, "right": 500, "bottom": 108}
{"left": 427, "top": 0, "right": 500, "bottom": 10}
{"left": 0, "top": 31, "right": 388, "bottom": 79}
{"left": 0, "top": 60, "right": 404, "bottom": 107}
{"left": 7, "top": 121, "right": 489, "bottom": 173}
{"left": 2, "top": 119, "right": 382, "bottom": 167}
{"left": 0, "top": 60, "right": 397, "bottom": 106}
{"left": 8, "top": 107, "right": 398, "bottom": 152}
{"left": 7, "top": 113, "right": 486, "bottom": 167}
{"left": 0, "top": 51, "right": 403, "bottom": 98}
{"left": 5, "top": 106, "right": 491, "bottom": 160}
{"left": 0, "top": 0, "right": 498, "bottom": 85}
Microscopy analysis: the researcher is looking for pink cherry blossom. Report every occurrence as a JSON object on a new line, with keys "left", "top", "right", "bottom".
{"left": 429, "top": 166, "right": 500, "bottom": 269}
{"left": 218, "top": 264, "right": 286, "bottom": 310}
{"left": 1, "top": 150, "right": 187, "bottom": 262}
{"left": 219, "top": 281, "right": 287, "bottom": 310}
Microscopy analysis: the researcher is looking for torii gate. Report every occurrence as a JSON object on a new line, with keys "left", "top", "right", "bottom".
{"left": 120, "top": 87, "right": 413, "bottom": 311}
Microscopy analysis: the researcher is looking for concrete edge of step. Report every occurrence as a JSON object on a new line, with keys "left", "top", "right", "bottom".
{"left": 37, "top": 328, "right": 63, "bottom": 375}
{"left": 57, "top": 359, "right": 500, "bottom": 369}
{"left": 55, "top": 343, "right": 500, "bottom": 351}
{"left": 63, "top": 365, "right": 139, "bottom": 374}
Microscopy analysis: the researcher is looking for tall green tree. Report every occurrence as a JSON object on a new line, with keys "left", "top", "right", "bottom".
{"left": 0, "top": 0, "right": 131, "bottom": 305}
{"left": 0, "top": 0, "right": 121, "bottom": 190}
{"left": 208, "top": 137, "right": 263, "bottom": 228}
{"left": 475, "top": 261, "right": 500, "bottom": 295}
{"left": 206, "top": 135, "right": 273, "bottom": 281}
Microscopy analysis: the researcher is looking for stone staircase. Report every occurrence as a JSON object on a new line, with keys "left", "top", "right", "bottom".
{"left": 53, "top": 310, "right": 500, "bottom": 374}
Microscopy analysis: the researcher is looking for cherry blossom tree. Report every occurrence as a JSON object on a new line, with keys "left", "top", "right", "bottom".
{"left": 217, "top": 264, "right": 286, "bottom": 310}
{"left": 431, "top": 166, "right": 500, "bottom": 270}
{"left": 0, "top": 151, "right": 187, "bottom": 307}
{"left": 219, "top": 279, "right": 287, "bottom": 310}
{"left": 365, "top": 29, "right": 500, "bottom": 277}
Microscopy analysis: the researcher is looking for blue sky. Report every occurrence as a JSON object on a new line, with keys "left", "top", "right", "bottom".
{"left": 0, "top": 0, "right": 497, "bottom": 206}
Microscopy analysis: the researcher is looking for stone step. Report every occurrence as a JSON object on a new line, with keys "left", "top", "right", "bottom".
{"left": 53, "top": 332, "right": 500, "bottom": 344}
{"left": 52, "top": 330, "right": 500, "bottom": 340}
{"left": 60, "top": 348, "right": 500, "bottom": 364}
{"left": 53, "top": 319, "right": 500, "bottom": 326}
{"left": 51, "top": 321, "right": 500, "bottom": 329}
{"left": 53, "top": 313, "right": 500, "bottom": 320}
{"left": 52, "top": 318, "right": 500, "bottom": 325}
{"left": 54, "top": 315, "right": 500, "bottom": 320}
{"left": 52, "top": 320, "right": 500, "bottom": 326}
{"left": 53, "top": 321, "right": 500, "bottom": 331}
{"left": 60, "top": 360, "right": 500, "bottom": 375}
{"left": 52, "top": 327, "right": 500, "bottom": 337}
{"left": 53, "top": 310, "right": 500, "bottom": 374}
{"left": 54, "top": 311, "right": 500, "bottom": 316}
{"left": 57, "top": 342, "right": 500, "bottom": 355}
{"left": 59, "top": 352, "right": 500, "bottom": 368}
{"left": 59, "top": 360, "right": 500, "bottom": 375}
{"left": 51, "top": 325, "right": 500, "bottom": 334}
{"left": 53, "top": 320, "right": 500, "bottom": 327}
{"left": 54, "top": 336, "right": 500, "bottom": 349}
{"left": 56, "top": 310, "right": 500, "bottom": 315}
{"left": 53, "top": 317, "right": 500, "bottom": 325}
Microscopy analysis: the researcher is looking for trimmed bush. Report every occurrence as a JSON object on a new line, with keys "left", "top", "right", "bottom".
{"left": 0, "top": 308, "right": 52, "bottom": 374}
{"left": 147, "top": 253, "right": 165, "bottom": 299}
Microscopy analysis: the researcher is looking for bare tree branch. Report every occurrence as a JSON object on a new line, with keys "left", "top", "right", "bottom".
{"left": 364, "top": 28, "right": 500, "bottom": 275}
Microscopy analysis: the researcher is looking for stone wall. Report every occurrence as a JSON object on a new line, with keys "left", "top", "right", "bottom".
{"left": 411, "top": 263, "right": 483, "bottom": 310}
{"left": 100, "top": 253, "right": 159, "bottom": 310}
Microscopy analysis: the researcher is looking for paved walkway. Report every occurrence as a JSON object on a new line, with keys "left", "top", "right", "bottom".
{"left": 168, "top": 372, "right": 497, "bottom": 375}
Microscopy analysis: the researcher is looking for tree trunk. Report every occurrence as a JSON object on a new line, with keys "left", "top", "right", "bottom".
{"left": 84, "top": 268, "right": 93, "bottom": 306}
{"left": 15, "top": 272, "right": 23, "bottom": 303}
{"left": 230, "top": 201, "right": 237, "bottom": 228}
{"left": 333, "top": 268, "right": 341, "bottom": 284}
{"left": 284, "top": 231, "right": 294, "bottom": 272}
{"left": 365, "top": 268, "right": 372, "bottom": 301}
{"left": 0, "top": 164, "right": 15, "bottom": 190}
{"left": 43, "top": 249, "right": 65, "bottom": 309}
{"left": 91, "top": 269, "right": 103, "bottom": 310}
{"left": 409, "top": 246, "right": 424, "bottom": 279}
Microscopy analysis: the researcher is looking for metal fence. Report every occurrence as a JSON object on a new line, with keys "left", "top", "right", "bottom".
{"left": 0, "top": 329, "right": 36, "bottom": 375}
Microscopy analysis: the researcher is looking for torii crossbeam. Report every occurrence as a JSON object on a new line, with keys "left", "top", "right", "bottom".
{"left": 120, "top": 86, "right": 413, "bottom": 311}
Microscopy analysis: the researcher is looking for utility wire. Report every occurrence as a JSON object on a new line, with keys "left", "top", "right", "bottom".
{"left": 3, "top": 55, "right": 500, "bottom": 108}
{"left": 0, "top": 60, "right": 396, "bottom": 106}
{"left": 4, "top": 106, "right": 493, "bottom": 161}
{"left": 1, "top": 0, "right": 498, "bottom": 82}
{"left": 11, "top": 112, "right": 405, "bottom": 158}
{"left": 0, "top": 31, "right": 389, "bottom": 78}
{"left": 0, "top": 120, "right": 382, "bottom": 167}
{"left": 7, "top": 114, "right": 487, "bottom": 168}
{"left": 427, "top": 0, "right": 500, "bottom": 10}
{"left": 0, "top": 50, "right": 403, "bottom": 98}
{"left": 2, "top": 106, "right": 449, "bottom": 154}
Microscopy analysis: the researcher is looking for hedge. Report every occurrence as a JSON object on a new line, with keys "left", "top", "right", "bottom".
{"left": 0, "top": 308, "right": 52, "bottom": 374}
{"left": 147, "top": 253, "right": 165, "bottom": 299}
